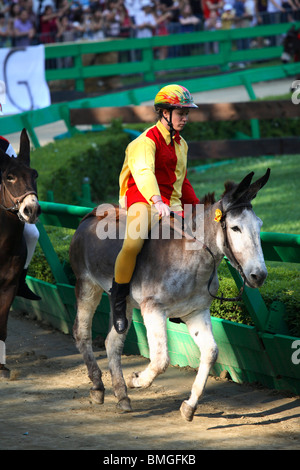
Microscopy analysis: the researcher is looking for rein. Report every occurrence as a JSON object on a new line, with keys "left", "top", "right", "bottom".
{"left": 0, "top": 181, "right": 37, "bottom": 213}
{"left": 171, "top": 200, "right": 252, "bottom": 304}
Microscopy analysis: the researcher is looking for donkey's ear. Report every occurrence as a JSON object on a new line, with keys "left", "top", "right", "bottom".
{"left": 0, "top": 147, "right": 11, "bottom": 170}
{"left": 18, "top": 128, "right": 30, "bottom": 166}
{"left": 231, "top": 171, "right": 254, "bottom": 200}
{"left": 246, "top": 168, "right": 271, "bottom": 201}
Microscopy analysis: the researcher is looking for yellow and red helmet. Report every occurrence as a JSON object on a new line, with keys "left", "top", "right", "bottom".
{"left": 154, "top": 84, "right": 198, "bottom": 110}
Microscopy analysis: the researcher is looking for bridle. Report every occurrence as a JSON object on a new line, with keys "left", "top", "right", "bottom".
{"left": 0, "top": 179, "right": 37, "bottom": 213}
{"left": 205, "top": 200, "right": 252, "bottom": 303}
{"left": 171, "top": 199, "right": 253, "bottom": 303}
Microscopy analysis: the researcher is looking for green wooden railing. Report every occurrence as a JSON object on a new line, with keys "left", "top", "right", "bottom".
{"left": 44, "top": 22, "right": 300, "bottom": 91}
{"left": 2, "top": 60, "right": 300, "bottom": 149}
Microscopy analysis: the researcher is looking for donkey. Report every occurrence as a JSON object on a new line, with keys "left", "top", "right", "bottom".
{"left": 69, "top": 169, "right": 270, "bottom": 421}
{"left": 0, "top": 129, "right": 40, "bottom": 378}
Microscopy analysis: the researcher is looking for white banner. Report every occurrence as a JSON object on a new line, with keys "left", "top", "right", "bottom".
{"left": 0, "top": 44, "right": 51, "bottom": 115}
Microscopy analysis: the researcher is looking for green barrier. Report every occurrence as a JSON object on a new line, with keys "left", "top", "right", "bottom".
{"left": 12, "top": 200, "right": 300, "bottom": 395}
{"left": 44, "top": 22, "right": 300, "bottom": 90}
{"left": 2, "top": 61, "right": 300, "bottom": 148}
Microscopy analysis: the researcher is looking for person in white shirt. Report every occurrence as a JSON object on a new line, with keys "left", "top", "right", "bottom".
{"left": 134, "top": 0, "right": 157, "bottom": 38}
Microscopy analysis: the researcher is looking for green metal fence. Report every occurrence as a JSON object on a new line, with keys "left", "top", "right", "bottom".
{"left": 44, "top": 22, "right": 300, "bottom": 90}
{"left": 2, "top": 60, "right": 300, "bottom": 150}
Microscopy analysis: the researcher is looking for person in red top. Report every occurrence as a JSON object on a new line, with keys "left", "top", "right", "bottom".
{"left": 110, "top": 84, "right": 199, "bottom": 334}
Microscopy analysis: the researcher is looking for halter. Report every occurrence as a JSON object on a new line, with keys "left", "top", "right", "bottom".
{"left": 205, "top": 200, "right": 252, "bottom": 303}
{"left": 0, "top": 179, "right": 37, "bottom": 213}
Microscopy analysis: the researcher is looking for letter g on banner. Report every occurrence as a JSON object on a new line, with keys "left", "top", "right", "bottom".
{"left": 0, "top": 45, "right": 50, "bottom": 115}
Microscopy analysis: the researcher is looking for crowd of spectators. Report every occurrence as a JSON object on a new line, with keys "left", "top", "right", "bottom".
{"left": 0, "top": 0, "right": 299, "bottom": 49}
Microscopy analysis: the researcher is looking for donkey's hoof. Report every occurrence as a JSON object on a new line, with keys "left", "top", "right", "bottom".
{"left": 90, "top": 388, "right": 105, "bottom": 404}
{"left": 117, "top": 397, "right": 132, "bottom": 412}
{"left": 180, "top": 401, "right": 196, "bottom": 422}
{"left": 0, "top": 366, "right": 10, "bottom": 380}
{"left": 127, "top": 372, "right": 140, "bottom": 388}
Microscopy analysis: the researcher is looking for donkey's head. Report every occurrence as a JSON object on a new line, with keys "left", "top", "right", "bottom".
{"left": 0, "top": 129, "right": 41, "bottom": 223}
{"left": 218, "top": 168, "right": 270, "bottom": 288}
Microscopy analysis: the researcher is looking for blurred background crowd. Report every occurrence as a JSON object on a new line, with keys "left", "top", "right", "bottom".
{"left": 0, "top": 0, "right": 299, "bottom": 49}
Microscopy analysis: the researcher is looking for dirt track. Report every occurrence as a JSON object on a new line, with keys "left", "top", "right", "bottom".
{"left": 0, "top": 310, "right": 299, "bottom": 451}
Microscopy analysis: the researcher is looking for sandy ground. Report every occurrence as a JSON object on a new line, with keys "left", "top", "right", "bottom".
{"left": 1, "top": 77, "right": 299, "bottom": 453}
{"left": 0, "top": 310, "right": 299, "bottom": 451}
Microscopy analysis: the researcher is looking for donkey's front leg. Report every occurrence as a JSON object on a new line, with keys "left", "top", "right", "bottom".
{"left": 73, "top": 278, "right": 105, "bottom": 404}
{"left": 127, "top": 304, "right": 169, "bottom": 389}
{"left": 181, "top": 310, "right": 219, "bottom": 421}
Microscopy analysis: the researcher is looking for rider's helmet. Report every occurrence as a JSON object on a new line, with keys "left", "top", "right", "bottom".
{"left": 154, "top": 85, "right": 197, "bottom": 144}
{"left": 154, "top": 84, "right": 198, "bottom": 110}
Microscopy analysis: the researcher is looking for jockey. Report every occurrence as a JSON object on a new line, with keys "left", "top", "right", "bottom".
{"left": 111, "top": 84, "right": 199, "bottom": 334}
{"left": 0, "top": 105, "right": 41, "bottom": 301}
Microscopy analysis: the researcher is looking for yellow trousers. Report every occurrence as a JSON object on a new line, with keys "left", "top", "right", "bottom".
{"left": 114, "top": 202, "right": 158, "bottom": 284}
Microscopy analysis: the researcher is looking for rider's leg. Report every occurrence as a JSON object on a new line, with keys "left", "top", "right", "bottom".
{"left": 17, "top": 223, "right": 41, "bottom": 301}
{"left": 110, "top": 202, "right": 154, "bottom": 334}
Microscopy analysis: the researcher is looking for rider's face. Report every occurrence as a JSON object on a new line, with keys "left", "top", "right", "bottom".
{"left": 162, "top": 108, "right": 190, "bottom": 132}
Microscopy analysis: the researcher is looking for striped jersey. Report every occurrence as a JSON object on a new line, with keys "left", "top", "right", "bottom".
{"left": 119, "top": 120, "right": 199, "bottom": 211}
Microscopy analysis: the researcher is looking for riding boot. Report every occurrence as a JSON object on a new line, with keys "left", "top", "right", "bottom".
{"left": 17, "top": 269, "right": 41, "bottom": 301}
{"left": 109, "top": 279, "right": 130, "bottom": 334}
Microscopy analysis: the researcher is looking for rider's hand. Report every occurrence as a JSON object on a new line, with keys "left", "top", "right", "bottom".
{"left": 151, "top": 196, "right": 170, "bottom": 217}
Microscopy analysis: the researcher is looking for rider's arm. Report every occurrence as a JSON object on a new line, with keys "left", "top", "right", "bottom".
{"left": 127, "top": 134, "right": 161, "bottom": 205}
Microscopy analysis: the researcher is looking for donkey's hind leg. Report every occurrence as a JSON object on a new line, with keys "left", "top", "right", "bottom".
{"left": 73, "top": 278, "right": 105, "bottom": 404}
{"left": 105, "top": 303, "right": 133, "bottom": 412}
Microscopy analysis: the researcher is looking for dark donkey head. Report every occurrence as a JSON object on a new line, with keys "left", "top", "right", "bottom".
{"left": 0, "top": 128, "right": 41, "bottom": 224}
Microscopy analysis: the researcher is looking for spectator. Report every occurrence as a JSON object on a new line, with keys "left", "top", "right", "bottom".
{"left": 124, "top": 0, "right": 140, "bottom": 22}
{"left": 179, "top": 3, "right": 200, "bottom": 31}
{"left": 118, "top": 1, "right": 133, "bottom": 38}
{"left": 56, "top": 13, "right": 76, "bottom": 42}
{"left": 40, "top": 1, "right": 70, "bottom": 43}
{"left": 134, "top": 0, "right": 157, "bottom": 38}
{"left": 32, "top": 0, "right": 56, "bottom": 16}
{"left": 154, "top": 2, "right": 172, "bottom": 59}
{"left": 40, "top": 5, "right": 58, "bottom": 43}
{"left": 56, "top": 14, "right": 76, "bottom": 66}
{"left": 90, "top": 7, "right": 105, "bottom": 39}
{"left": 14, "top": 8, "right": 36, "bottom": 46}
{"left": 221, "top": 2, "right": 235, "bottom": 28}
{"left": 102, "top": 1, "right": 122, "bottom": 37}
{"left": 281, "top": 0, "right": 299, "bottom": 21}
{"left": 202, "top": 0, "right": 223, "bottom": 29}
{"left": 0, "top": 11, "right": 12, "bottom": 47}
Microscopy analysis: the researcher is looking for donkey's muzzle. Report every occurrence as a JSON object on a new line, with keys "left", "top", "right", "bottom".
{"left": 248, "top": 268, "right": 267, "bottom": 288}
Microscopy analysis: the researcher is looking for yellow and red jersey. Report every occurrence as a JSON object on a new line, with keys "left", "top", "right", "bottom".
{"left": 119, "top": 120, "right": 199, "bottom": 211}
